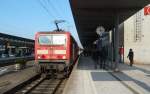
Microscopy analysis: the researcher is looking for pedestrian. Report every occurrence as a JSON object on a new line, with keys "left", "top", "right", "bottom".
{"left": 101, "top": 47, "right": 107, "bottom": 69}
{"left": 92, "top": 50, "right": 99, "bottom": 69}
{"left": 119, "top": 46, "right": 124, "bottom": 63}
{"left": 127, "top": 49, "right": 134, "bottom": 66}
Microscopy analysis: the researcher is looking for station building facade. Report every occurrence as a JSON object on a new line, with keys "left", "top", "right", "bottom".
{"left": 123, "top": 5, "right": 150, "bottom": 64}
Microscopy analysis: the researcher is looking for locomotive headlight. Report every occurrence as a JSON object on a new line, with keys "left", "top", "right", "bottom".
{"left": 54, "top": 50, "right": 66, "bottom": 54}
{"left": 62, "top": 56, "right": 66, "bottom": 59}
{"left": 38, "top": 56, "right": 41, "bottom": 59}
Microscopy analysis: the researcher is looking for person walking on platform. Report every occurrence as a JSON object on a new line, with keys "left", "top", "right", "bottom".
{"left": 92, "top": 50, "right": 99, "bottom": 69}
{"left": 100, "top": 47, "right": 107, "bottom": 69}
{"left": 99, "top": 50, "right": 103, "bottom": 69}
{"left": 127, "top": 49, "right": 134, "bottom": 66}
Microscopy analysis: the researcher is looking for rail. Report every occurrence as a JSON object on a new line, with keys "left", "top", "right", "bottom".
{"left": 3, "top": 74, "right": 66, "bottom": 94}
{"left": 15, "top": 77, "right": 65, "bottom": 94}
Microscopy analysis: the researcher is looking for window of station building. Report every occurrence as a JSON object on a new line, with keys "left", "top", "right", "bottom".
{"left": 134, "top": 11, "right": 142, "bottom": 42}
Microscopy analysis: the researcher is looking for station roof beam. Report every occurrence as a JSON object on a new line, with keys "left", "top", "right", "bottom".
{"left": 69, "top": 0, "right": 150, "bottom": 47}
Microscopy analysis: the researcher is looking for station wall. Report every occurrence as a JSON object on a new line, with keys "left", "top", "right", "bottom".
{"left": 124, "top": 7, "right": 150, "bottom": 64}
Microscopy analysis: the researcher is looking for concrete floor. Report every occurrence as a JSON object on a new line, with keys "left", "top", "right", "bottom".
{"left": 63, "top": 56, "right": 150, "bottom": 94}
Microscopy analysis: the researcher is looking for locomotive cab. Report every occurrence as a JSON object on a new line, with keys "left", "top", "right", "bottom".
{"left": 35, "top": 31, "right": 78, "bottom": 77}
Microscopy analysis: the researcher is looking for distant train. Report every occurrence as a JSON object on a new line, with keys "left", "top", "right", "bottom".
{"left": 35, "top": 31, "right": 79, "bottom": 78}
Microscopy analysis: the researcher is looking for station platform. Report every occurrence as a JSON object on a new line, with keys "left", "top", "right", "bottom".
{"left": 63, "top": 56, "right": 150, "bottom": 94}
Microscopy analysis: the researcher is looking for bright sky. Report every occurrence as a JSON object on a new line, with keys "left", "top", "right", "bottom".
{"left": 0, "top": 0, "right": 82, "bottom": 47}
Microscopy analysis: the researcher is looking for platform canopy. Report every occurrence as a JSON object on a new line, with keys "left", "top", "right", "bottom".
{"left": 0, "top": 32, "right": 34, "bottom": 47}
{"left": 69, "top": 0, "right": 150, "bottom": 47}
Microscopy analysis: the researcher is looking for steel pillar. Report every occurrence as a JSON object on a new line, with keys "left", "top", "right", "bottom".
{"left": 111, "top": 29, "right": 115, "bottom": 69}
{"left": 114, "top": 14, "right": 119, "bottom": 71}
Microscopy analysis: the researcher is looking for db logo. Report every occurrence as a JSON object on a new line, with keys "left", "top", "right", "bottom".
{"left": 144, "top": 6, "right": 150, "bottom": 15}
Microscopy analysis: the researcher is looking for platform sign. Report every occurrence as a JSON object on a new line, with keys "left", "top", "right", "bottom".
{"left": 144, "top": 6, "right": 150, "bottom": 15}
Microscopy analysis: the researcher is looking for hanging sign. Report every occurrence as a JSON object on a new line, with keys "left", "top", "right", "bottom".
{"left": 144, "top": 6, "right": 150, "bottom": 15}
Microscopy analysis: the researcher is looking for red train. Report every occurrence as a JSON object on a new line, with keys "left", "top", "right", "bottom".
{"left": 35, "top": 31, "right": 79, "bottom": 77}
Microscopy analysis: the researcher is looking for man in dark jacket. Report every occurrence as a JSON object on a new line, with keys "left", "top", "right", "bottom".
{"left": 127, "top": 49, "right": 134, "bottom": 66}
{"left": 100, "top": 47, "right": 107, "bottom": 69}
{"left": 92, "top": 50, "right": 100, "bottom": 69}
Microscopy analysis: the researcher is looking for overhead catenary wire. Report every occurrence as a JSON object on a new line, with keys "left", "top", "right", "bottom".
{"left": 56, "top": 0, "right": 68, "bottom": 19}
{"left": 47, "top": 0, "right": 64, "bottom": 19}
{"left": 47, "top": 0, "right": 69, "bottom": 26}
{"left": 36, "top": 0, "right": 72, "bottom": 31}
{"left": 37, "top": 0, "right": 56, "bottom": 20}
{"left": 37, "top": 0, "right": 67, "bottom": 30}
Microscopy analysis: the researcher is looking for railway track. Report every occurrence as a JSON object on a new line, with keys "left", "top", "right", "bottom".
{"left": 3, "top": 57, "right": 78, "bottom": 94}
{"left": 14, "top": 76, "right": 66, "bottom": 94}
{"left": 3, "top": 73, "right": 67, "bottom": 94}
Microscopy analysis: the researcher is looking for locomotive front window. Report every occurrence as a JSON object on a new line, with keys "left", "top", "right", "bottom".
{"left": 38, "top": 35, "right": 66, "bottom": 45}
{"left": 52, "top": 35, "right": 66, "bottom": 45}
{"left": 38, "top": 35, "right": 52, "bottom": 45}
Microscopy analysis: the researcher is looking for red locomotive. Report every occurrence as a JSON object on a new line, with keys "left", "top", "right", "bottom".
{"left": 35, "top": 31, "right": 79, "bottom": 77}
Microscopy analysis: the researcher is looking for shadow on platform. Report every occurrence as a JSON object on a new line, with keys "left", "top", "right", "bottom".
{"left": 119, "top": 63, "right": 150, "bottom": 74}
{"left": 113, "top": 71, "right": 150, "bottom": 92}
{"left": 91, "top": 71, "right": 150, "bottom": 92}
{"left": 77, "top": 56, "right": 150, "bottom": 92}
{"left": 77, "top": 56, "right": 96, "bottom": 70}
{"left": 77, "top": 56, "right": 150, "bottom": 75}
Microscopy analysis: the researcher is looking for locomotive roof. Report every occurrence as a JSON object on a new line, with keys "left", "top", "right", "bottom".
{"left": 36, "top": 31, "right": 71, "bottom": 34}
